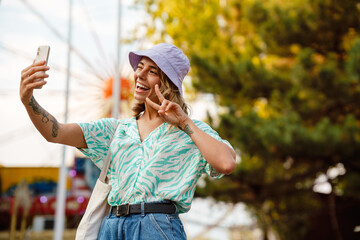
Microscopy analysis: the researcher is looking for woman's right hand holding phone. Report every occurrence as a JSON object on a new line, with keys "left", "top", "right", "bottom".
{"left": 20, "top": 60, "right": 49, "bottom": 105}
{"left": 19, "top": 60, "right": 87, "bottom": 149}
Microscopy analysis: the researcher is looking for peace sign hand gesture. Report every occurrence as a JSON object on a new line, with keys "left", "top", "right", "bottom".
{"left": 146, "top": 84, "right": 189, "bottom": 128}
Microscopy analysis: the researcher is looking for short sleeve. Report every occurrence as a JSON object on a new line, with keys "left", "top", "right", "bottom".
{"left": 193, "top": 120, "right": 234, "bottom": 179}
{"left": 77, "top": 118, "right": 118, "bottom": 169}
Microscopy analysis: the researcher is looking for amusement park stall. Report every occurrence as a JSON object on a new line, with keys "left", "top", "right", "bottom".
{"left": 0, "top": 157, "right": 99, "bottom": 230}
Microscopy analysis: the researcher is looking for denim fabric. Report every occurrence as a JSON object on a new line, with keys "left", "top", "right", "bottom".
{"left": 98, "top": 213, "right": 187, "bottom": 240}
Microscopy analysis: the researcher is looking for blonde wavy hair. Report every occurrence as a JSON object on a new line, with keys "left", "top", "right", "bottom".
{"left": 132, "top": 71, "right": 190, "bottom": 117}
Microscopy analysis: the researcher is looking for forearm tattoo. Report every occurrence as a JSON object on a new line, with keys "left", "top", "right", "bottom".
{"left": 179, "top": 124, "right": 194, "bottom": 135}
{"left": 29, "top": 96, "right": 59, "bottom": 138}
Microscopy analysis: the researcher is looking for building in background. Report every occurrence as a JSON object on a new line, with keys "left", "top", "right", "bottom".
{"left": 0, "top": 156, "right": 98, "bottom": 230}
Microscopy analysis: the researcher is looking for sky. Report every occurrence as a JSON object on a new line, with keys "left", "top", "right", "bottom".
{"left": 0, "top": 0, "right": 148, "bottom": 167}
{"left": 0, "top": 1, "right": 254, "bottom": 238}
{"left": 0, "top": 0, "right": 220, "bottom": 167}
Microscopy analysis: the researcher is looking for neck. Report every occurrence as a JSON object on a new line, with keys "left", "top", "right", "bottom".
{"left": 141, "top": 102, "right": 163, "bottom": 122}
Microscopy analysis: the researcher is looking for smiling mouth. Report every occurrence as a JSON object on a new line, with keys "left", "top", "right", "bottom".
{"left": 136, "top": 82, "right": 150, "bottom": 91}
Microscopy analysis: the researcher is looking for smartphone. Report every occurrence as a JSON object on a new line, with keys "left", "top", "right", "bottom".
{"left": 34, "top": 45, "right": 50, "bottom": 89}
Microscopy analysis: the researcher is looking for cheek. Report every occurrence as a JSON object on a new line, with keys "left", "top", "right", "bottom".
{"left": 149, "top": 77, "right": 161, "bottom": 87}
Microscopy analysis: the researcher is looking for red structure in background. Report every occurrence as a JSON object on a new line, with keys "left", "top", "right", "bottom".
{"left": 4, "top": 195, "right": 89, "bottom": 216}
{"left": 0, "top": 157, "right": 96, "bottom": 230}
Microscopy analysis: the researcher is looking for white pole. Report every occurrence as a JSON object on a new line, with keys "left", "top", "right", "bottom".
{"left": 54, "top": 0, "right": 72, "bottom": 239}
{"left": 112, "top": 0, "right": 122, "bottom": 118}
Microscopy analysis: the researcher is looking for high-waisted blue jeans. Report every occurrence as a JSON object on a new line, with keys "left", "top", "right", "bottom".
{"left": 98, "top": 212, "right": 187, "bottom": 240}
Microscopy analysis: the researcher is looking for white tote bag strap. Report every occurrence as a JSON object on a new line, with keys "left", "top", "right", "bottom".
{"left": 99, "top": 122, "right": 119, "bottom": 183}
{"left": 75, "top": 121, "right": 120, "bottom": 240}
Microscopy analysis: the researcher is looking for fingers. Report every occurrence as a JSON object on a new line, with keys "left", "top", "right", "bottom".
{"left": 26, "top": 79, "right": 48, "bottom": 89}
{"left": 22, "top": 71, "right": 49, "bottom": 85}
{"left": 148, "top": 85, "right": 184, "bottom": 124}
{"left": 154, "top": 84, "right": 172, "bottom": 114}
{"left": 21, "top": 62, "right": 49, "bottom": 94}
{"left": 20, "top": 75, "right": 47, "bottom": 103}
{"left": 20, "top": 61, "right": 49, "bottom": 104}
{"left": 21, "top": 72, "right": 48, "bottom": 90}
{"left": 155, "top": 84, "right": 165, "bottom": 103}
{"left": 146, "top": 97, "right": 161, "bottom": 111}
{"left": 22, "top": 65, "right": 49, "bottom": 81}
{"left": 21, "top": 71, "right": 49, "bottom": 84}
{"left": 146, "top": 96, "right": 173, "bottom": 117}
{"left": 160, "top": 98, "right": 168, "bottom": 107}
{"left": 21, "top": 68, "right": 49, "bottom": 92}
{"left": 21, "top": 60, "right": 47, "bottom": 75}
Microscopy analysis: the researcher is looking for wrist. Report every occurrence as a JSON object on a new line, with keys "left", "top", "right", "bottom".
{"left": 22, "top": 97, "right": 31, "bottom": 107}
{"left": 178, "top": 117, "right": 191, "bottom": 129}
{"left": 21, "top": 94, "right": 33, "bottom": 106}
{"left": 178, "top": 117, "right": 194, "bottom": 135}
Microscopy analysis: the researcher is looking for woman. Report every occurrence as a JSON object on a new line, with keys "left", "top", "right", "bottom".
{"left": 20, "top": 43, "right": 236, "bottom": 239}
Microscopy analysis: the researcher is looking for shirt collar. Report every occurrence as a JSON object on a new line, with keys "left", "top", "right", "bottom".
{"left": 122, "top": 117, "right": 140, "bottom": 141}
{"left": 122, "top": 117, "right": 177, "bottom": 143}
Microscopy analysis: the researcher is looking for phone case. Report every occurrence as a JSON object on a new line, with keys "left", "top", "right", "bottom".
{"left": 34, "top": 46, "right": 50, "bottom": 89}
{"left": 35, "top": 46, "right": 50, "bottom": 64}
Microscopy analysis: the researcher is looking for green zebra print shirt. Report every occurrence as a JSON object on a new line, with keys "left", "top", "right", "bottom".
{"left": 77, "top": 117, "right": 233, "bottom": 213}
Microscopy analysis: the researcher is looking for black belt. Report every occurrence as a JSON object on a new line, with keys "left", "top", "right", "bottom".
{"left": 110, "top": 202, "right": 177, "bottom": 217}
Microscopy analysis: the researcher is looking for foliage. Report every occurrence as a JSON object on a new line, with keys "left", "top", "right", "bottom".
{"left": 134, "top": 0, "right": 360, "bottom": 239}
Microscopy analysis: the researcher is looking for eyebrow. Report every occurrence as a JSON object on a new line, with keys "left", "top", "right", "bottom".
{"left": 138, "top": 61, "right": 159, "bottom": 71}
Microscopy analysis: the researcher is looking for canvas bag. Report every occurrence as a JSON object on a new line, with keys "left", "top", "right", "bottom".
{"left": 75, "top": 126, "right": 117, "bottom": 240}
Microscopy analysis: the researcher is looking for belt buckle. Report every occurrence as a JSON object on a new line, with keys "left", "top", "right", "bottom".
{"left": 124, "top": 203, "right": 130, "bottom": 216}
{"left": 116, "top": 203, "right": 130, "bottom": 217}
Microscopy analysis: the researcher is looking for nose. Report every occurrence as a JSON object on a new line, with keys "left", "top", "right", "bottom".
{"left": 136, "top": 68, "right": 146, "bottom": 79}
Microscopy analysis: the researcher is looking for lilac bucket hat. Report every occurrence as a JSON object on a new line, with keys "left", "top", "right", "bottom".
{"left": 129, "top": 43, "right": 190, "bottom": 96}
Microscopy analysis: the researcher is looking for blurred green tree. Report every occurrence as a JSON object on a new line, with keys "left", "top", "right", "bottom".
{"left": 134, "top": 0, "right": 360, "bottom": 239}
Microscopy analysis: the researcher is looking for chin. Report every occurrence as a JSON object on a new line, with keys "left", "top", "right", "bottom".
{"left": 134, "top": 94, "right": 146, "bottom": 103}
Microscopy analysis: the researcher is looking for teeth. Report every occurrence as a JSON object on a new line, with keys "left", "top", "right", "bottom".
{"left": 137, "top": 82, "right": 150, "bottom": 90}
